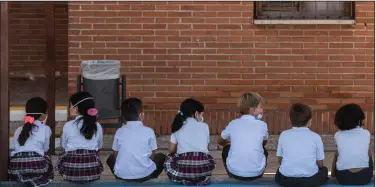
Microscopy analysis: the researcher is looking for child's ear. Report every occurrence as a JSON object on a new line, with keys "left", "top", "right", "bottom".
{"left": 306, "top": 119, "right": 312, "bottom": 127}
{"left": 194, "top": 111, "right": 200, "bottom": 119}
{"left": 248, "top": 107, "right": 254, "bottom": 115}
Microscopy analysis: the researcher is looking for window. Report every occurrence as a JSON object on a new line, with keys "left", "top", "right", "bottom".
{"left": 254, "top": 1, "right": 355, "bottom": 24}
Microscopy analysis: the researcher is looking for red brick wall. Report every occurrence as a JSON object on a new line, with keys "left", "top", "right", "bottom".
{"left": 68, "top": 1, "right": 375, "bottom": 135}
{"left": 7, "top": 2, "right": 68, "bottom": 74}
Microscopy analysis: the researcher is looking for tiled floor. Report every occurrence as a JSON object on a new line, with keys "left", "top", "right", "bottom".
{"left": 51, "top": 150, "right": 338, "bottom": 180}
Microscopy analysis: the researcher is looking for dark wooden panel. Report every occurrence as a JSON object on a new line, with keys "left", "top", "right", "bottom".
{"left": 44, "top": 2, "right": 56, "bottom": 154}
{"left": 0, "top": 1, "right": 9, "bottom": 180}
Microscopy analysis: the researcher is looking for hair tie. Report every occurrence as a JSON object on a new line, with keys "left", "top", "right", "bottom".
{"left": 24, "top": 116, "right": 35, "bottom": 124}
{"left": 87, "top": 108, "right": 98, "bottom": 116}
{"left": 177, "top": 110, "right": 183, "bottom": 116}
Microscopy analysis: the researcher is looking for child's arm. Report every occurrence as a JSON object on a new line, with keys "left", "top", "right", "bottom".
{"left": 168, "top": 142, "right": 177, "bottom": 154}
{"left": 316, "top": 136, "right": 325, "bottom": 169}
{"left": 97, "top": 124, "right": 104, "bottom": 150}
{"left": 263, "top": 140, "right": 267, "bottom": 147}
{"left": 331, "top": 151, "right": 338, "bottom": 177}
{"left": 276, "top": 134, "right": 283, "bottom": 166}
{"left": 111, "top": 130, "right": 121, "bottom": 160}
{"left": 277, "top": 156, "right": 282, "bottom": 165}
{"left": 150, "top": 150, "right": 156, "bottom": 160}
{"left": 218, "top": 124, "right": 231, "bottom": 146}
{"left": 217, "top": 136, "right": 230, "bottom": 146}
{"left": 316, "top": 160, "right": 324, "bottom": 168}
{"left": 44, "top": 127, "right": 52, "bottom": 154}
{"left": 169, "top": 133, "right": 177, "bottom": 154}
{"left": 61, "top": 128, "right": 67, "bottom": 150}
{"left": 112, "top": 151, "right": 118, "bottom": 160}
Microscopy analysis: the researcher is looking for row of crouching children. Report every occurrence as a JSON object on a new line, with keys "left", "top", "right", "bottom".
{"left": 8, "top": 91, "right": 374, "bottom": 186}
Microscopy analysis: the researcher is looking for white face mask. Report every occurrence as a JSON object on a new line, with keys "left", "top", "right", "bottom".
{"left": 70, "top": 97, "right": 94, "bottom": 116}
{"left": 199, "top": 115, "right": 204, "bottom": 122}
{"left": 256, "top": 114, "right": 263, "bottom": 120}
{"left": 42, "top": 115, "right": 48, "bottom": 124}
{"left": 139, "top": 112, "right": 144, "bottom": 121}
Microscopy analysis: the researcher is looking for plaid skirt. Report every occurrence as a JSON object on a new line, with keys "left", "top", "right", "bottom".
{"left": 8, "top": 152, "right": 53, "bottom": 187}
{"left": 164, "top": 152, "right": 216, "bottom": 186}
{"left": 56, "top": 149, "right": 103, "bottom": 183}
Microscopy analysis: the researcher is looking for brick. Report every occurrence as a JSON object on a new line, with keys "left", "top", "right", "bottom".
{"left": 280, "top": 92, "right": 303, "bottom": 98}
{"left": 63, "top": 1, "right": 376, "bottom": 133}
{"left": 181, "top": 5, "right": 205, "bottom": 11}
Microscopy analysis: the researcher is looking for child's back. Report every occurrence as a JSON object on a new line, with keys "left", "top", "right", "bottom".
{"left": 223, "top": 116, "right": 268, "bottom": 176}
{"left": 275, "top": 103, "right": 328, "bottom": 187}
{"left": 218, "top": 92, "right": 268, "bottom": 180}
{"left": 331, "top": 104, "right": 373, "bottom": 185}
{"left": 113, "top": 121, "right": 157, "bottom": 179}
{"left": 62, "top": 119, "right": 103, "bottom": 151}
{"left": 107, "top": 98, "right": 166, "bottom": 182}
{"left": 171, "top": 117, "right": 209, "bottom": 154}
{"left": 335, "top": 127, "right": 370, "bottom": 170}
{"left": 13, "top": 121, "right": 51, "bottom": 156}
{"left": 278, "top": 127, "right": 323, "bottom": 177}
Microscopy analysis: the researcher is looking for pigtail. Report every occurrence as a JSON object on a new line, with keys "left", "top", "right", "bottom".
{"left": 171, "top": 111, "right": 187, "bottom": 133}
{"left": 18, "top": 97, "right": 47, "bottom": 146}
{"left": 78, "top": 108, "right": 98, "bottom": 140}
{"left": 18, "top": 120, "right": 36, "bottom": 146}
{"left": 70, "top": 92, "right": 98, "bottom": 140}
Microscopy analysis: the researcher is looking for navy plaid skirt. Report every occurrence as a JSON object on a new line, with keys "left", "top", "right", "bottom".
{"left": 164, "top": 152, "right": 216, "bottom": 185}
{"left": 56, "top": 149, "right": 103, "bottom": 183}
{"left": 8, "top": 151, "right": 53, "bottom": 187}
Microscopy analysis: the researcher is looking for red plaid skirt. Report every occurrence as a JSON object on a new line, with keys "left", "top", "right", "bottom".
{"left": 164, "top": 152, "right": 216, "bottom": 185}
{"left": 56, "top": 149, "right": 103, "bottom": 183}
{"left": 8, "top": 152, "right": 53, "bottom": 187}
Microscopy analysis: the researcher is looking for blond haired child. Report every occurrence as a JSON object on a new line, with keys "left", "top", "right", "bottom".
{"left": 218, "top": 92, "right": 268, "bottom": 180}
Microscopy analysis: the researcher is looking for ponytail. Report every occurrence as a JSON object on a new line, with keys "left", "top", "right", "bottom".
{"left": 78, "top": 109, "right": 98, "bottom": 139}
{"left": 171, "top": 98, "right": 204, "bottom": 133}
{"left": 70, "top": 92, "right": 98, "bottom": 140}
{"left": 171, "top": 111, "right": 187, "bottom": 133}
{"left": 18, "top": 97, "right": 47, "bottom": 146}
{"left": 18, "top": 118, "right": 38, "bottom": 146}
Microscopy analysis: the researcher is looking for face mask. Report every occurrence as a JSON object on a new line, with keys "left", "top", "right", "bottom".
{"left": 70, "top": 97, "right": 94, "bottom": 116}
{"left": 69, "top": 107, "right": 77, "bottom": 116}
{"left": 42, "top": 115, "right": 48, "bottom": 124}
{"left": 256, "top": 114, "right": 263, "bottom": 120}
{"left": 198, "top": 115, "right": 204, "bottom": 122}
{"left": 139, "top": 112, "right": 144, "bottom": 121}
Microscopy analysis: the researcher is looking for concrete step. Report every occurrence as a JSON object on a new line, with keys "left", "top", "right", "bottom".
{"left": 0, "top": 177, "right": 374, "bottom": 187}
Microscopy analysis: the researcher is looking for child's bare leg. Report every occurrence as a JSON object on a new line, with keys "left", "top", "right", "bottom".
{"left": 331, "top": 151, "right": 338, "bottom": 177}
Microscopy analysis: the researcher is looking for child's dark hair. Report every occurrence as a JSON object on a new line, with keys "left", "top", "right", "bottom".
{"left": 335, "top": 103, "right": 365, "bottom": 131}
{"left": 19, "top": 97, "right": 48, "bottom": 146}
{"left": 70, "top": 92, "right": 97, "bottom": 140}
{"left": 121, "top": 98, "right": 143, "bottom": 121}
{"left": 289, "top": 103, "right": 312, "bottom": 127}
{"left": 171, "top": 98, "right": 204, "bottom": 133}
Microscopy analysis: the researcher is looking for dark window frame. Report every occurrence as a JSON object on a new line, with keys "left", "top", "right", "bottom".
{"left": 254, "top": 1, "right": 355, "bottom": 20}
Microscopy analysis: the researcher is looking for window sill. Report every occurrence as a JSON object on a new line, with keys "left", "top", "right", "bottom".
{"left": 253, "top": 19, "right": 355, "bottom": 25}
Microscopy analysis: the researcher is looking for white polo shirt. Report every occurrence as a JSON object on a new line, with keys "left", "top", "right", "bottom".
{"left": 170, "top": 117, "right": 210, "bottom": 154}
{"left": 61, "top": 116, "right": 103, "bottom": 152}
{"left": 277, "top": 127, "right": 325, "bottom": 177}
{"left": 112, "top": 121, "right": 157, "bottom": 179}
{"left": 12, "top": 120, "right": 52, "bottom": 156}
{"left": 221, "top": 115, "right": 269, "bottom": 177}
{"left": 335, "top": 126, "right": 370, "bottom": 171}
